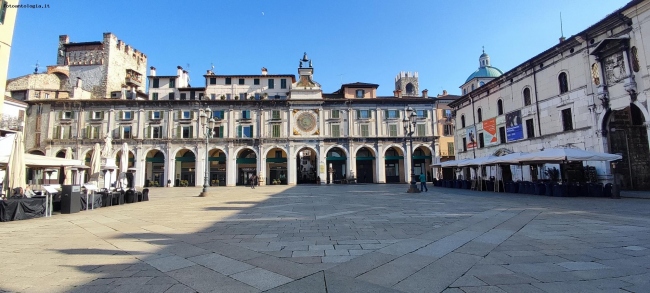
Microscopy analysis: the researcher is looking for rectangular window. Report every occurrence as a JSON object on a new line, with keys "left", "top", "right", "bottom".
{"left": 61, "top": 111, "right": 73, "bottom": 119}
{"left": 268, "top": 79, "right": 274, "bottom": 89}
{"left": 272, "top": 110, "right": 281, "bottom": 120}
{"left": 169, "top": 92, "right": 175, "bottom": 100}
{"left": 499, "top": 126, "right": 506, "bottom": 144}
{"left": 213, "top": 126, "right": 224, "bottom": 138}
{"left": 198, "top": 93, "right": 204, "bottom": 100}
{"left": 416, "top": 110, "right": 428, "bottom": 118}
{"left": 210, "top": 94, "right": 216, "bottom": 100}
{"left": 91, "top": 111, "right": 103, "bottom": 120}
{"left": 45, "top": 93, "right": 50, "bottom": 99}
{"left": 462, "top": 138, "right": 467, "bottom": 152}
{"left": 417, "top": 124, "right": 426, "bottom": 136}
{"left": 443, "top": 124, "right": 454, "bottom": 136}
{"left": 212, "top": 110, "right": 224, "bottom": 120}
{"left": 153, "top": 78, "right": 159, "bottom": 88}
{"left": 360, "top": 124, "right": 369, "bottom": 137}
{"left": 478, "top": 132, "right": 485, "bottom": 148}
{"left": 448, "top": 142, "right": 455, "bottom": 156}
{"left": 356, "top": 89, "right": 365, "bottom": 98}
{"left": 281, "top": 79, "right": 287, "bottom": 89}
{"left": 239, "top": 93, "right": 246, "bottom": 100}
{"left": 123, "top": 126, "right": 132, "bottom": 139}
{"left": 238, "top": 125, "right": 253, "bottom": 138}
{"left": 91, "top": 126, "right": 101, "bottom": 139}
{"left": 272, "top": 124, "right": 281, "bottom": 138}
{"left": 151, "top": 111, "right": 161, "bottom": 119}
{"left": 225, "top": 77, "right": 231, "bottom": 85}
{"left": 255, "top": 93, "right": 260, "bottom": 100}
{"left": 389, "top": 124, "right": 398, "bottom": 137}
{"left": 242, "top": 110, "right": 251, "bottom": 119}
{"left": 226, "top": 94, "right": 231, "bottom": 100}
{"left": 209, "top": 77, "right": 216, "bottom": 85}
{"left": 182, "top": 126, "right": 192, "bottom": 138}
{"left": 151, "top": 126, "right": 163, "bottom": 138}
{"left": 562, "top": 108, "right": 573, "bottom": 131}
{"left": 331, "top": 124, "right": 340, "bottom": 137}
{"left": 152, "top": 93, "right": 159, "bottom": 100}
{"left": 123, "top": 111, "right": 133, "bottom": 120}
{"left": 190, "top": 91, "right": 196, "bottom": 100}
{"left": 331, "top": 110, "right": 340, "bottom": 119}
{"left": 169, "top": 79, "right": 175, "bottom": 88}
{"left": 238, "top": 78, "right": 245, "bottom": 85}
{"left": 254, "top": 78, "right": 260, "bottom": 85}
{"left": 386, "top": 110, "right": 400, "bottom": 119}
{"left": 358, "top": 110, "right": 370, "bottom": 119}
{"left": 180, "top": 93, "right": 187, "bottom": 100}
{"left": 182, "top": 111, "right": 191, "bottom": 119}
{"left": 526, "top": 119, "right": 535, "bottom": 138}
{"left": 443, "top": 109, "right": 452, "bottom": 118}
{"left": 62, "top": 125, "right": 72, "bottom": 139}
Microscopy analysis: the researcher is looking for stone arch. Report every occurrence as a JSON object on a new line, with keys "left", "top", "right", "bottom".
{"left": 263, "top": 145, "right": 288, "bottom": 158}
{"left": 234, "top": 146, "right": 258, "bottom": 159}
{"left": 324, "top": 145, "right": 349, "bottom": 158}
{"left": 171, "top": 147, "right": 197, "bottom": 158}
{"left": 353, "top": 144, "right": 377, "bottom": 157}
{"left": 293, "top": 145, "right": 319, "bottom": 159}
{"left": 28, "top": 149, "right": 45, "bottom": 156}
{"left": 295, "top": 146, "right": 319, "bottom": 184}
{"left": 144, "top": 148, "right": 166, "bottom": 187}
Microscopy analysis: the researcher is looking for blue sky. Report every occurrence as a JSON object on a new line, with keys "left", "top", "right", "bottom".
{"left": 8, "top": 0, "right": 630, "bottom": 96}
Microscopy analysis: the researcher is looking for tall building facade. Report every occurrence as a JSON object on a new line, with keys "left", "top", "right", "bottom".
{"left": 449, "top": 0, "right": 650, "bottom": 190}
{"left": 0, "top": 0, "right": 19, "bottom": 116}
{"left": 8, "top": 39, "right": 440, "bottom": 187}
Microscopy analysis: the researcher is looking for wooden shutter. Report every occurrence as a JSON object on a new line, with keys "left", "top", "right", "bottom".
{"left": 219, "top": 126, "right": 224, "bottom": 138}
{"left": 423, "top": 110, "right": 428, "bottom": 118}
{"left": 85, "top": 125, "right": 91, "bottom": 138}
{"left": 396, "top": 110, "right": 400, "bottom": 118}
{"left": 100, "top": 111, "right": 105, "bottom": 120}
{"left": 145, "top": 126, "right": 150, "bottom": 139}
{"left": 53, "top": 126, "right": 60, "bottom": 139}
{"left": 192, "top": 111, "right": 196, "bottom": 120}
{"left": 384, "top": 110, "right": 388, "bottom": 118}
{"left": 237, "top": 125, "right": 242, "bottom": 138}
{"left": 189, "top": 126, "right": 194, "bottom": 138}
{"left": 251, "top": 125, "right": 254, "bottom": 138}
{"left": 176, "top": 125, "right": 181, "bottom": 138}
{"left": 356, "top": 110, "right": 360, "bottom": 119}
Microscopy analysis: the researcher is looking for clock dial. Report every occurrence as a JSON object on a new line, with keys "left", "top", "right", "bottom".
{"left": 296, "top": 112, "right": 317, "bottom": 132}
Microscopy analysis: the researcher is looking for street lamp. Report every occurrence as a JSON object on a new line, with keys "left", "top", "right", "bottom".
{"left": 199, "top": 107, "right": 215, "bottom": 197}
{"left": 403, "top": 107, "right": 421, "bottom": 193}
{"left": 610, "top": 128, "right": 633, "bottom": 190}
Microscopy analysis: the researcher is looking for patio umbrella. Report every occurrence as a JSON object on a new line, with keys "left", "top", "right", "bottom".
{"left": 90, "top": 143, "right": 102, "bottom": 185}
{"left": 517, "top": 148, "right": 622, "bottom": 163}
{"left": 7, "top": 133, "right": 26, "bottom": 195}
{"left": 120, "top": 143, "right": 129, "bottom": 188}
{"left": 64, "top": 147, "right": 73, "bottom": 184}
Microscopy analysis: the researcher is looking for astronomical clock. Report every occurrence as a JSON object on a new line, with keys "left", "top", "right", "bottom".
{"left": 292, "top": 110, "right": 319, "bottom": 136}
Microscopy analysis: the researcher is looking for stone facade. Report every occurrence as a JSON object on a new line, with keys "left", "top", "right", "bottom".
{"left": 394, "top": 72, "right": 419, "bottom": 96}
{"left": 449, "top": 0, "right": 650, "bottom": 190}
{"left": 0, "top": 0, "right": 20, "bottom": 115}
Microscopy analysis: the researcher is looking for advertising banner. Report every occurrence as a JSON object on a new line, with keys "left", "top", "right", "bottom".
{"left": 482, "top": 118, "right": 498, "bottom": 146}
{"left": 466, "top": 126, "right": 477, "bottom": 149}
{"left": 506, "top": 110, "right": 524, "bottom": 142}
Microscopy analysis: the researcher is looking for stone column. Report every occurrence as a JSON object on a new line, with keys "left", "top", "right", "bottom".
{"left": 226, "top": 145, "right": 237, "bottom": 186}
{"left": 287, "top": 144, "right": 296, "bottom": 185}
{"left": 377, "top": 144, "right": 386, "bottom": 183}
{"left": 166, "top": 145, "right": 175, "bottom": 187}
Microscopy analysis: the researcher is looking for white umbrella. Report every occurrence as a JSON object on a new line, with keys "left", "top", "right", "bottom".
{"left": 7, "top": 133, "right": 26, "bottom": 195}
{"left": 90, "top": 143, "right": 102, "bottom": 185}
{"left": 517, "top": 148, "right": 622, "bottom": 163}
{"left": 120, "top": 143, "right": 129, "bottom": 188}
{"left": 64, "top": 147, "right": 73, "bottom": 184}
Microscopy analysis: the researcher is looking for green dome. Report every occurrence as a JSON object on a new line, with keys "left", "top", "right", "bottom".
{"left": 465, "top": 66, "right": 503, "bottom": 83}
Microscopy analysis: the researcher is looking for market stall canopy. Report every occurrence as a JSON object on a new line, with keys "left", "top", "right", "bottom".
{"left": 482, "top": 152, "right": 530, "bottom": 165}
{"left": 516, "top": 148, "right": 622, "bottom": 163}
{"left": 457, "top": 156, "right": 497, "bottom": 167}
{"left": 438, "top": 159, "right": 473, "bottom": 168}
{"left": 0, "top": 154, "right": 84, "bottom": 167}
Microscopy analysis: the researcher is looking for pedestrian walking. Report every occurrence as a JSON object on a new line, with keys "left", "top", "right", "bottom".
{"left": 419, "top": 173, "right": 428, "bottom": 192}
{"left": 250, "top": 174, "right": 257, "bottom": 189}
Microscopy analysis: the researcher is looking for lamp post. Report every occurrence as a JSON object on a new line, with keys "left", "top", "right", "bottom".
{"left": 199, "top": 107, "right": 215, "bottom": 197}
{"left": 403, "top": 107, "right": 421, "bottom": 193}
{"left": 610, "top": 128, "right": 633, "bottom": 190}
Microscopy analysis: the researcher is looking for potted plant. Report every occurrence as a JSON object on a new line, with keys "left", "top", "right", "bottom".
{"left": 262, "top": 93, "right": 268, "bottom": 100}
{"left": 234, "top": 96, "right": 239, "bottom": 100}
{"left": 272, "top": 179, "right": 279, "bottom": 185}
{"left": 180, "top": 180, "right": 189, "bottom": 187}
{"left": 249, "top": 95, "right": 255, "bottom": 100}
{"left": 220, "top": 95, "right": 226, "bottom": 100}
{"left": 544, "top": 167, "right": 560, "bottom": 183}
{"left": 211, "top": 179, "right": 219, "bottom": 186}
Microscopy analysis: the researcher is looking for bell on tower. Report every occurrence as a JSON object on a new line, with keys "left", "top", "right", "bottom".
{"left": 300, "top": 52, "right": 312, "bottom": 68}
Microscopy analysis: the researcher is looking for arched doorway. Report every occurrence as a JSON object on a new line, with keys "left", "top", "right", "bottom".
{"left": 145, "top": 150, "right": 165, "bottom": 187}
{"left": 607, "top": 104, "right": 650, "bottom": 190}
{"left": 175, "top": 149, "right": 196, "bottom": 187}
{"left": 29, "top": 150, "right": 45, "bottom": 155}
{"left": 266, "top": 148, "right": 287, "bottom": 185}
{"left": 356, "top": 147, "right": 375, "bottom": 183}
{"left": 384, "top": 147, "right": 404, "bottom": 183}
{"left": 209, "top": 149, "right": 227, "bottom": 186}
{"left": 296, "top": 147, "right": 317, "bottom": 184}
{"left": 55, "top": 149, "right": 68, "bottom": 184}
{"left": 326, "top": 147, "right": 347, "bottom": 183}
{"left": 413, "top": 146, "right": 433, "bottom": 181}
{"left": 115, "top": 150, "right": 135, "bottom": 170}
{"left": 236, "top": 149, "right": 257, "bottom": 185}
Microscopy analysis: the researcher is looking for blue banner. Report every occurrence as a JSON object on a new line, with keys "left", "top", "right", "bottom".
{"left": 506, "top": 110, "right": 524, "bottom": 142}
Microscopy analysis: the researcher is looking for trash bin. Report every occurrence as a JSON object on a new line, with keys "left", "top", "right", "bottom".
{"left": 142, "top": 188, "right": 150, "bottom": 201}
{"left": 545, "top": 183, "right": 554, "bottom": 196}
{"left": 125, "top": 190, "right": 135, "bottom": 203}
{"left": 534, "top": 183, "right": 546, "bottom": 195}
{"left": 61, "top": 185, "right": 81, "bottom": 214}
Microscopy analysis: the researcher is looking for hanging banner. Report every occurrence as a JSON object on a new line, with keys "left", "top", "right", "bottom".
{"left": 466, "top": 126, "right": 477, "bottom": 149}
{"left": 506, "top": 110, "right": 524, "bottom": 142}
{"left": 482, "top": 118, "right": 498, "bottom": 146}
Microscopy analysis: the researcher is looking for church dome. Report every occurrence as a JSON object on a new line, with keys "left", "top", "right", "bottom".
{"left": 465, "top": 49, "right": 503, "bottom": 83}
{"left": 465, "top": 66, "right": 503, "bottom": 83}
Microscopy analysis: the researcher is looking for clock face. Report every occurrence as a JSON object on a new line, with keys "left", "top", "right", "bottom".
{"left": 296, "top": 112, "right": 317, "bottom": 132}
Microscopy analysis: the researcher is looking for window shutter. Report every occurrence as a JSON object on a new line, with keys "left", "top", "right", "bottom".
{"left": 356, "top": 110, "right": 360, "bottom": 118}
{"left": 85, "top": 125, "right": 91, "bottom": 138}
{"left": 192, "top": 111, "right": 196, "bottom": 120}
{"left": 384, "top": 110, "right": 388, "bottom": 118}
{"left": 100, "top": 111, "right": 105, "bottom": 120}
{"left": 58, "top": 111, "right": 62, "bottom": 119}
{"left": 237, "top": 125, "right": 242, "bottom": 138}
{"left": 397, "top": 110, "right": 400, "bottom": 118}
{"left": 119, "top": 126, "right": 123, "bottom": 139}
{"left": 424, "top": 110, "right": 428, "bottom": 118}
{"left": 145, "top": 126, "right": 150, "bottom": 139}
{"left": 251, "top": 125, "right": 254, "bottom": 138}
{"left": 190, "top": 126, "right": 194, "bottom": 138}
{"left": 53, "top": 126, "right": 60, "bottom": 139}
{"left": 176, "top": 125, "right": 181, "bottom": 138}
{"left": 219, "top": 126, "right": 224, "bottom": 138}
{"left": 370, "top": 111, "right": 373, "bottom": 119}
{"left": 177, "top": 110, "right": 182, "bottom": 120}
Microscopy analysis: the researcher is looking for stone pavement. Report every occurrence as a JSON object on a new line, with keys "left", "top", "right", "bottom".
{"left": 1, "top": 184, "right": 650, "bottom": 293}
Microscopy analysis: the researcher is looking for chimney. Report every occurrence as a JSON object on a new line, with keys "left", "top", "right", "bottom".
{"left": 443, "top": 90, "right": 448, "bottom": 96}
{"left": 422, "top": 89, "right": 428, "bottom": 99}
{"left": 261, "top": 67, "right": 268, "bottom": 76}
{"left": 396, "top": 89, "right": 402, "bottom": 99}
{"left": 183, "top": 70, "right": 188, "bottom": 87}
{"left": 177, "top": 66, "right": 183, "bottom": 78}
{"left": 559, "top": 36, "right": 566, "bottom": 43}
{"left": 76, "top": 77, "right": 82, "bottom": 88}
{"left": 150, "top": 66, "right": 156, "bottom": 76}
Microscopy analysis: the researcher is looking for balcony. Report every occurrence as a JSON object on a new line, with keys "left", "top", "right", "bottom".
{"left": 125, "top": 69, "right": 143, "bottom": 87}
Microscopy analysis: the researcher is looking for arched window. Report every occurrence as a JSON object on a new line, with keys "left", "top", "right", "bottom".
{"left": 479, "top": 81, "right": 485, "bottom": 87}
{"left": 477, "top": 108, "right": 482, "bottom": 122}
{"left": 523, "top": 88, "right": 531, "bottom": 106}
{"left": 558, "top": 72, "right": 569, "bottom": 94}
{"left": 461, "top": 115, "right": 466, "bottom": 128}
{"left": 405, "top": 83, "right": 415, "bottom": 95}
{"left": 497, "top": 99, "right": 503, "bottom": 115}
{"left": 471, "top": 84, "right": 475, "bottom": 91}
{"left": 463, "top": 88, "right": 467, "bottom": 95}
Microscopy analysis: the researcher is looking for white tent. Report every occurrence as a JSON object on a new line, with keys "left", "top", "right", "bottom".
{"left": 0, "top": 154, "right": 83, "bottom": 167}
{"left": 457, "top": 156, "right": 497, "bottom": 167}
{"left": 482, "top": 152, "right": 530, "bottom": 165}
{"left": 439, "top": 159, "right": 472, "bottom": 168}
{"left": 517, "top": 148, "right": 621, "bottom": 163}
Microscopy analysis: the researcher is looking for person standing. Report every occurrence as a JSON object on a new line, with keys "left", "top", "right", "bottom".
{"left": 419, "top": 173, "right": 428, "bottom": 192}
{"left": 250, "top": 174, "right": 257, "bottom": 189}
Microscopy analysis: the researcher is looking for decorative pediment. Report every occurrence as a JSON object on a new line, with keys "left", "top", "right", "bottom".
{"left": 590, "top": 37, "right": 630, "bottom": 58}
